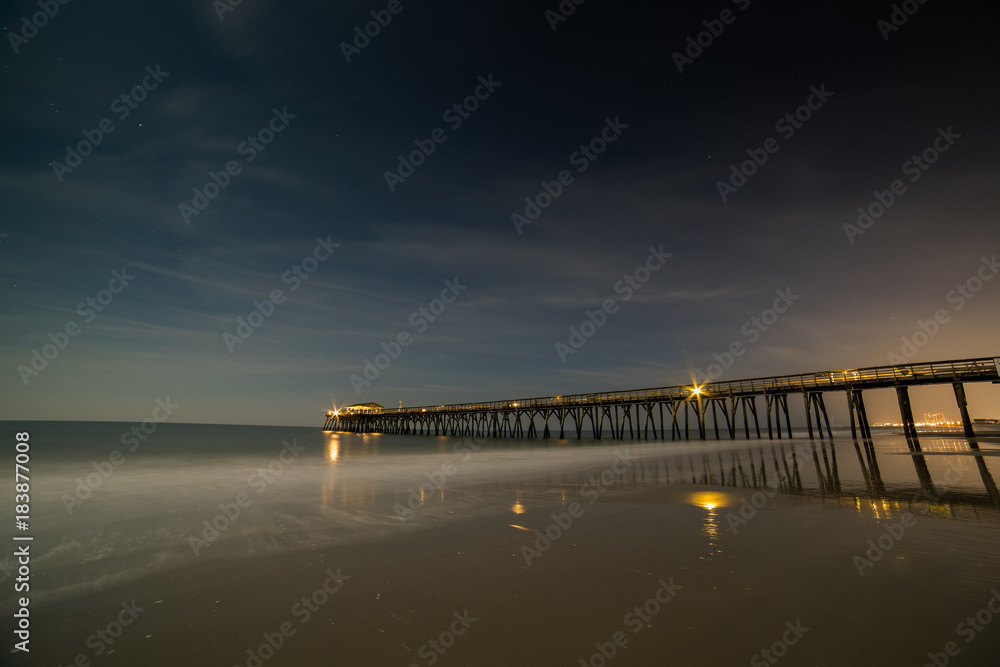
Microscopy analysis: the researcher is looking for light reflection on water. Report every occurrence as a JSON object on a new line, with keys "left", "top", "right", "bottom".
{"left": 687, "top": 491, "right": 726, "bottom": 560}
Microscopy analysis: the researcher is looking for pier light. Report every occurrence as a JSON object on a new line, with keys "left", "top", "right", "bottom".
{"left": 690, "top": 386, "right": 703, "bottom": 396}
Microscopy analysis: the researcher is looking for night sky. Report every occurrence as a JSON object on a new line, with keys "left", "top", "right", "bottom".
{"left": 2, "top": 0, "right": 998, "bottom": 426}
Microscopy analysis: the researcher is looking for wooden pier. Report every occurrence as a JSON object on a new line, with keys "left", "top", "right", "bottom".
{"left": 324, "top": 356, "right": 1000, "bottom": 444}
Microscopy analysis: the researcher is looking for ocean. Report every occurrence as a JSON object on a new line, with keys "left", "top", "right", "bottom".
{"left": 2, "top": 421, "right": 999, "bottom": 666}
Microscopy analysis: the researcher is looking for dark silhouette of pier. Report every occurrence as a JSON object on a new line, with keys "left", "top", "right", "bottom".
{"left": 325, "top": 357, "right": 1000, "bottom": 447}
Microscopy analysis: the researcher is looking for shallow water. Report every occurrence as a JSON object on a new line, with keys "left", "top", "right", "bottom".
{"left": 2, "top": 421, "right": 999, "bottom": 665}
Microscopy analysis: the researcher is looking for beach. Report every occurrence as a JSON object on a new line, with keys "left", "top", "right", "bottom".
{"left": 4, "top": 422, "right": 1000, "bottom": 666}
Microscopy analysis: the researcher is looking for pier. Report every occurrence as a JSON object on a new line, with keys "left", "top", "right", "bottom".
{"left": 324, "top": 356, "right": 1000, "bottom": 444}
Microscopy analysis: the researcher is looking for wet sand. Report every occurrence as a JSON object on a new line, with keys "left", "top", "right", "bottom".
{"left": 21, "top": 484, "right": 1000, "bottom": 666}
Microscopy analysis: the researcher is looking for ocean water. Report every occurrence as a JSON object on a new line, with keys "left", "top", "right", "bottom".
{"left": 2, "top": 421, "right": 999, "bottom": 665}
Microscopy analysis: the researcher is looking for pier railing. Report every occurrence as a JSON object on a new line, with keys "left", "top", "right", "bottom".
{"left": 355, "top": 356, "right": 1000, "bottom": 416}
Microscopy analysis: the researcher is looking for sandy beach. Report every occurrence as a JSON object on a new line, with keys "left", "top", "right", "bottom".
{"left": 21, "top": 469, "right": 1000, "bottom": 666}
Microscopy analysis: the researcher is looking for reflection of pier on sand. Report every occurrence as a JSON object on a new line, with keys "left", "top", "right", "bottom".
{"left": 323, "top": 426, "right": 1000, "bottom": 522}
{"left": 612, "top": 430, "right": 1000, "bottom": 515}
